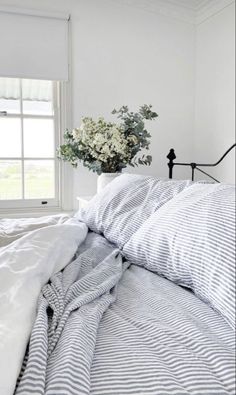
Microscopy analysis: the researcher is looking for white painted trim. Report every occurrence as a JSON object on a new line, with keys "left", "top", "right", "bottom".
{"left": 59, "top": 19, "right": 73, "bottom": 211}
{"left": 0, "top": 114, "right": 55, "bottom": 119}
{"left": 0, "top": 208, "right": 74, "bottom": 219}
{"left": 52, "top": 82, "right": 60, "bottom": 208}
{"left": 0, "top": 199, "right": 59, "bottom": 209}
{"left": 110, "top": 0, "right": 195, "bottom": 24}
{"left": 0, "top": 80, "right": 61, "bottom": 211}
{"left": 0, "top": 5, "right": 70, "bottom": 20}
{"left": 196, "top": 0, "right": 235, "bottom": 24}
{"left": 0, "top": 80, "right": 73, "bottom": 215}
{"left": 108, "top": 0, "right": 235, "bottom": 25}
{"left": 60, "top": 87, "right": 73, "bottom": 211}
{"left": 1, "top": 157, "right": 56, "bottom": 160}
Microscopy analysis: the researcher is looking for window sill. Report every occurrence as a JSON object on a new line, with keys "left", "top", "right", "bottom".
{"left": 0, "top": 207, "right": 74, "bottom": 219}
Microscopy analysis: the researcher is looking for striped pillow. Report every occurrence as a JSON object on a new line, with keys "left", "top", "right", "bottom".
{"left": 123, "top": 183, "right": 236, "bottom": 329}
{"left": 76, "top": 174, "right": 193, "bottom": 248}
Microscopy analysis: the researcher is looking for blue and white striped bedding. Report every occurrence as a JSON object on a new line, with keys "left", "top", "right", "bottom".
{"left": 123, "top": 182, "right": 236, "bottom": 329}
{"left": 91, "top": 263, "right": 235, "bottom": 395}
{"left": 16, "top": 233, "right": 235, "bottom": 395}
{"left": 77, "top": 174, "right": 194, "bottom": 248}
{"left": 12, "top": 176, "right": 235, "bottom": 394}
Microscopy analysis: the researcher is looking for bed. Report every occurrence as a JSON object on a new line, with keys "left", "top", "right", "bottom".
{"left": 0, "top": 151, "right": 235, "bottom": 395}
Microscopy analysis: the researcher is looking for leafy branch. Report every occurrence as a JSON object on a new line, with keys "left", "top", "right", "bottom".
{"left": 58, "top": 105, "right": 158, "bottom": 174}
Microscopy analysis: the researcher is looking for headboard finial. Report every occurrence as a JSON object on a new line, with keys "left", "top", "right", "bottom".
{"left": 167, "top": 149, "right": 176, "bottom": 179}
{"left": 167, "top": 148, "right": 176, "bottom": 162}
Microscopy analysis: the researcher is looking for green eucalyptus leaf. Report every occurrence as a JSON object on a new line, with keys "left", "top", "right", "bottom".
{"left": 57, "top": 104, "right": 158, "bottom": 174}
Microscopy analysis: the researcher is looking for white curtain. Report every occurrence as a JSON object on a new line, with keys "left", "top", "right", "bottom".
{"left": 0, "top": 7, "right": 69, "bottom": 81}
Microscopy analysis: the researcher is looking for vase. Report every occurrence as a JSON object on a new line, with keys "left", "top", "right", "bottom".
{"left": 97, "top": 172, "right": 121, "bottom": 193}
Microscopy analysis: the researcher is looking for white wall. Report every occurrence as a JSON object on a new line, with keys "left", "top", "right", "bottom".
{"left": 72, "top": 0, "right": 196, "bottom": 199}
{"left": 1, "top": 0, "right": 234, "bottom": 209}
{"left": 194, "top": 2, "right": 235, "bottom": 183}
{"left": 0, "top": 0, "right": 195, "bottom": 205}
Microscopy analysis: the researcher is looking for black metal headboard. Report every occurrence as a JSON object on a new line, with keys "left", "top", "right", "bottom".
{"left": 167, "top": 143, "right": 236, "bottom": 182}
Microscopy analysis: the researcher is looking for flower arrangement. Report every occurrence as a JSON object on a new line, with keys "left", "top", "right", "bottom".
{"left": 58, "top": 104, "right": 158, "bottom": 175}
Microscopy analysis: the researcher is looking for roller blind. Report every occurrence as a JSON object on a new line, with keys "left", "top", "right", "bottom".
{"left": 0, "top": 7, "right": 69, "bottom": 81}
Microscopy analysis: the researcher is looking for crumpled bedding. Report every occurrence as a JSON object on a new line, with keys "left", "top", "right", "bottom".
{"left": 1, "top": 174, "right": 235, "bottom": 395}
{"left": 0, "top": 214, "right": 70, "bottom": 248}
{"left": 15, "top": 232, "right": 235, "bottom": 395}
{"left": 16, "top": 232, "right": 129, "bottom": 395}
{"left": 0, "top": 216, "right": 87, "bottom": 395}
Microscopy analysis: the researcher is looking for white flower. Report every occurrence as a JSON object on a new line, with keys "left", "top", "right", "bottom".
{"left": 69, "top": 116, "right": 142, "bottom": 167}
{"left": 72, "top": 128, "right": 82, "bottom": 141}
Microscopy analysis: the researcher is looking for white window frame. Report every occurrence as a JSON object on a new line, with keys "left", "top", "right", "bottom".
{"left": 0, "top": 80, "right": 73, "bottom": 217}
{"left": 59, "top": 80, "right": 73, "bottom": 213}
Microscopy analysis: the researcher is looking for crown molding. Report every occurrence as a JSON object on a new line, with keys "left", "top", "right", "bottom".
{"left": 109, "top": 0, "right": 235, "bottom": 25}
{"left": 195, "top": 0, "right": 235, "bottom": 24}
{"left": 0, "top": 4, "right": 70, "bottom": 20}
{"left": 109, "top": 0, "right": 195, "bottom": 24}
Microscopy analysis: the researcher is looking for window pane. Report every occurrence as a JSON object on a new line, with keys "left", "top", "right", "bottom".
{"left": 0, "top": 118, "right": 21, "bottom": 157}
{"left": 24, "top": 160, "right": 55, "bottom": 199}
{"left": 0, "top": 78, "right": 20, "bottom": 114}
{"left": 24, "top": 119, "right": 54, "bottom": 158}
{"left": 0, "top": 161, "right": 22, "bottom": 199}
{"left": 22, "top": 80, "right": 53, "bottom": 115}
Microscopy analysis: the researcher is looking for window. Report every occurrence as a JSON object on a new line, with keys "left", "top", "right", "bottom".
{"left": 0, "top": 78, "right": 61, "bottom": 211}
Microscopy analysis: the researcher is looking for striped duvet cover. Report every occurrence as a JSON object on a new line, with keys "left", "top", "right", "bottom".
{"left": 15, "top": 232, "right": 235, "bottom": 395}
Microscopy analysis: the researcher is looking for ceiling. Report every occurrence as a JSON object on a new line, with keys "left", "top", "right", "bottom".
{"left": 112, "top": 0, "right": 234, "bottom": 24}
{"left": 169, "top": 0, "right": 216, "bottom": 10}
